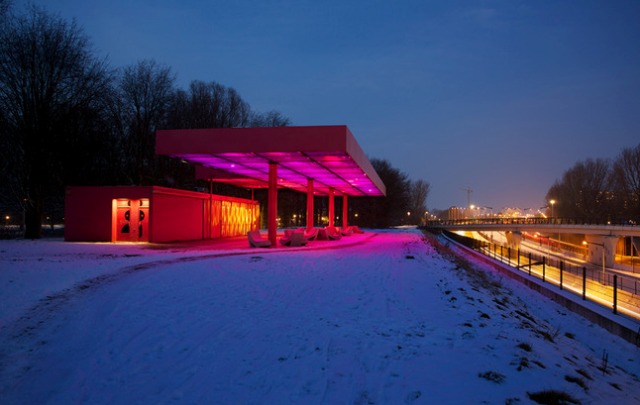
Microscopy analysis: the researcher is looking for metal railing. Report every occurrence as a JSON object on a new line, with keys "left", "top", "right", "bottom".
{"left": 442, "top": 230, "right": 640, "bottom": 321}
{"left": 427, "top": 217, "right": 639, "bottom": 227}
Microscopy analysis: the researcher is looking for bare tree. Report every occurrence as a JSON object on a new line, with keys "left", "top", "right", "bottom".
{"left": 0, "top": 6, "right": 111, "bottom": 238}
{"left": 546, "top": 158, "right": 611, "bottom": 219}
{"left": 409, "top": 179, "right": 430, "bottom": 225}
{"left": 250, "top": 110, "right": 290, "bottom": 127}
{"left": 350, "top": 158, "right": 411, "bottom": 228}
{"left": 610, "top": 144, "right": 640, "bottom": 220}
{"left": 168, "top": 80, "right": 254, "bottom": 129}
{"left": 225, "top": 87, "right": 250, "bottom": 128}
{"left": 118, "top": 59, "right": 175, "bottom": 185}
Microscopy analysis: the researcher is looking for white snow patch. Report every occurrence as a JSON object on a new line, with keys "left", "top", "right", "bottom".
{"left": 1, "top": 230, "right": 638, "bottom": 404}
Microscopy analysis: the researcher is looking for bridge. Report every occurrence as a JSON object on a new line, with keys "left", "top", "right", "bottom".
{"left": 426, "top": 218, "right": 640, "bottom": 327}
{"left": 426, "top": 217, "right": 640, "bottom": 270}
{"left": 426, "top": 217, "right": 640, "bottom": 236}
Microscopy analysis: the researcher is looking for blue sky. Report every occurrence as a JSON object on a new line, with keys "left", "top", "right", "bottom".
{"left": 20, "top": 0, "right": 640, "bottom": 210}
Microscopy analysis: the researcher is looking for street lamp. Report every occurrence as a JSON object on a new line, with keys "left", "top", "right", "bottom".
{"left": 549, "top": 199, "right": 556, "bottom": 220}
{"left": 583, "top": 240, "right": 606, "bottom": 276}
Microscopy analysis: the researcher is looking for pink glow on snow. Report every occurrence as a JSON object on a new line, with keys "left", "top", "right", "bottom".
{"left": 1, "top": 229, "right": 638, "bottom": 404}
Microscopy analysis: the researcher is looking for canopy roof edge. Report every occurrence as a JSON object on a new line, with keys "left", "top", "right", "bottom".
{"left": 156, "top": 125, "right": 386, "bottom": 197}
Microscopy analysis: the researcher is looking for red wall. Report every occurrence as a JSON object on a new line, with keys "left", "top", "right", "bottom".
{"left": 151, "top": 192, "right": 205, "bottom": 242}
{"left": 65, "top": 186, "right": 153, "bottom": 242}
{"left": 65, "top": 186, "right": 258, "bottom": 243}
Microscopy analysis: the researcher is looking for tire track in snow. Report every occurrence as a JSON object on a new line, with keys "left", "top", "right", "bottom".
{"left": 2, "top": 234, "right": 378, "bottom": 341}
{"left": 0, "top": 234, "right": 378, "bottom": 393}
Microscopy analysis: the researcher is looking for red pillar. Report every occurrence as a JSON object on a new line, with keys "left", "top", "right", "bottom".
{"left": 328, "top": 187, "right": 335, "bottom": 227}
{"left": 342, "top": 194, "right": 348, "bottom": 229}
{"left": 306, "top": 178, "right": 314, "bottom": 231}
{"left": 268, "top": 162, "right": 278, "bottom": 246}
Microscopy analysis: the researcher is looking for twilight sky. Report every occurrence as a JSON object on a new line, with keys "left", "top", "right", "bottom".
{"left": 20, "top": 0, "right": 640, "bottom": 211}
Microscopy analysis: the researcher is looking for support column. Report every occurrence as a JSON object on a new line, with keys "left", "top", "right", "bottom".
{"left": 328, "top": 187, "right": 335, "bottom": 227}
{"left": 208, "top": 179, "right": 213, "bottom": 239}
{"left": 584, "top": 235, "right": 619, "bottom": 267}
{"left": 603, "top": 236, "right": 619, "bottom": 267}
{"left": 505, "top": 231, "right": 522, "bottom": 250}
{"left": 268, "top": 162, "right": 278, "bottom": 246}
{"left": 306, "top": 178, "right": 314, "bottom": 231}
{"left": 342, "top": 194, "right": 348, "bottom": 229}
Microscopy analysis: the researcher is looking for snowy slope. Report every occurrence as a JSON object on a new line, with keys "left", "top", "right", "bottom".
{"left": 1, "top": 230, "right": 638, "bottom": 404}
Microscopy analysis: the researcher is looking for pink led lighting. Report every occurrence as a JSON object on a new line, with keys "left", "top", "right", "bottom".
{"left": 156, "top": 126, "right": 386, "bottom": 197}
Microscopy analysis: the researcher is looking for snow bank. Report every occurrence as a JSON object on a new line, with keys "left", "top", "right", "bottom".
{"left": 1, "top": 230, "right": 638, "bottom": 404}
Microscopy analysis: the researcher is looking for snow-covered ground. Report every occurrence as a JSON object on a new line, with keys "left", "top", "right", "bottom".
{"left": 1, "top": 229, "right": 638, "bottom": 404}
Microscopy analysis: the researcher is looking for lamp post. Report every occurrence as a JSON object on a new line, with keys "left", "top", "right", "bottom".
{"left": 549, "top": 199, "right": 556, "bottom": 220}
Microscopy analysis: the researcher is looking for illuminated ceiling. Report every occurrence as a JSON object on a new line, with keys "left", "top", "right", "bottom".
{"left": 156, "top": 126, "right": 386, "bottom": 197}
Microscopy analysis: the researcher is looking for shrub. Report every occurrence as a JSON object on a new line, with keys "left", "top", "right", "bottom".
{"left": 575, "top": 369, "right": 593, "bottom": 381}
{"left": 517, "top": 342, "right": 532, "bottom": 352}
{"left": 478, "top": 371, "right": 505, "bottom": 384}
{"left": 527, "top": 390, "right": 581, "bottom": 404}
{"left": 565, "top": 375, "right": 589, "bottom": 391}
{"left": 518, "top": 357, "right": 530, "bottom": 371}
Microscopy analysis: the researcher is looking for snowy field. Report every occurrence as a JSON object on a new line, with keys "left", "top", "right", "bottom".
{"left": 0, "top": 229, "right": 638, "bottom": 404}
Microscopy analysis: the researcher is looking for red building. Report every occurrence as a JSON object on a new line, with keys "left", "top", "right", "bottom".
{"left": 64, "top": 126, "right": 385, "bottom": 245}
{"left": 64, "top": 186, "right": 258, "bottom": 243}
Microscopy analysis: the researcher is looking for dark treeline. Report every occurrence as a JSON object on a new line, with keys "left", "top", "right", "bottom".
{"left": 274, "top": 158, "right": 430, "bottom": 230}
{"left": 545, "top": 143, "right": 640, "bottom": 222}
{"left": 0, "top": 5, "right": 289, "bottom": 238}
{"left": 0, "top": 4, "right": 430, "bottom": 237}
{"left": 352, "top": 159, "right": 429, "bottom": 228}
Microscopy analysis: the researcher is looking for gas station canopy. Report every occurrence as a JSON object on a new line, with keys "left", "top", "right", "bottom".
{"left": 156, "top": 125, "right": 386, "bottom": 197}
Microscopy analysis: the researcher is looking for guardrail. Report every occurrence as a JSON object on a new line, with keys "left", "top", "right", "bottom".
{"left": 440, "top": 229, "right": 640, "bottom": 321}
{"left": 0, "top": 225, "right": 23, "bottom": 239}
{"left": 427, "top": 217, "right": 639, "bottom": 227}
{"left": 0, "top": 225, "right": 64, "bottom": 239}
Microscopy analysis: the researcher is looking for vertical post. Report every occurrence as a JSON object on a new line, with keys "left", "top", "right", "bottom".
{"left": 306, "top": 178, "right": 314, "bottom": 231}
{"left": 328, "top": 187, "right": 335, "bottom": 227}
{"left": 209, "top": 179, "right": 213, "bottom": 238}
{"left": 508, "top": 247, "right": 511, "bottom": 265}
{"left": 528, "top": 253, "right": 532, "bottom": 275}
{"left": 582, "top": 267, "right": 587, "bottom": 300}
{"left": 542, "top": 256, "right": 546, "bottom": 282}
{"left": 613, "top": 275, "right": 618, "bottom": 314}
{"left": 342, "top": 194, "right": 348, "bottom": 230}
{"left": 560, "top": 261, "right": 564, "bottom": 290}
{"left": 517, "top": 248, "right": 520, "bottom": 268}
{"left": 268, "top": 162, "right": 278, "bottom": 247}
{"left": 500, "top": 246, "right": 503, "bottom": 263}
